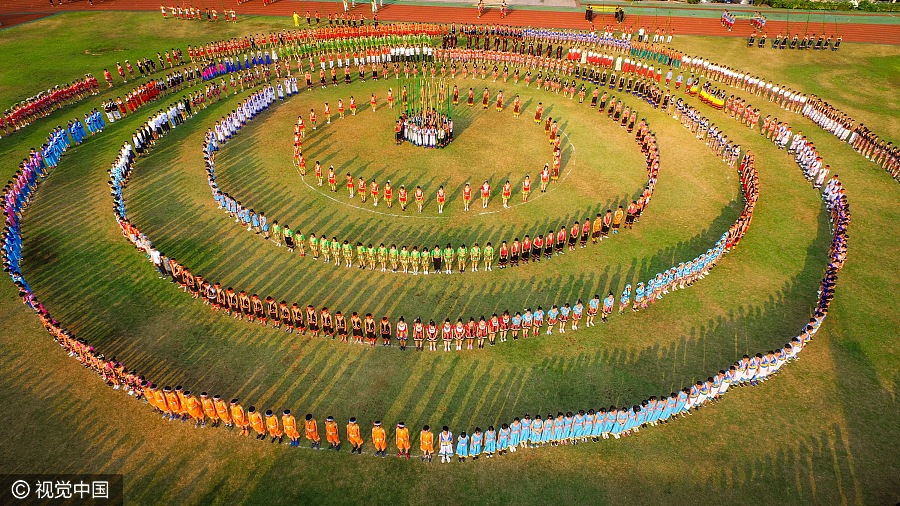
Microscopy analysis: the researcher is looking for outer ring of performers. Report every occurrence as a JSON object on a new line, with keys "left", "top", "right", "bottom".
{"left": 3, "top": 29, "right": 849, "bottom": 460}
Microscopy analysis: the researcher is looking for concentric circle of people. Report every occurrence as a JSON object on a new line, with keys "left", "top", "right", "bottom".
{"left": 2, "top": 21, "right": 854, "bottom": 464}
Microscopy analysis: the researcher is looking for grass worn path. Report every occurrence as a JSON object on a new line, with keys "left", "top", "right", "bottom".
{"left": 0, "top": 13, "right": 897, "bottom": 506}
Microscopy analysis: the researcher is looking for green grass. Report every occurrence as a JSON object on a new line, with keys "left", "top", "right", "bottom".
{"left": 1, "top": 12, "right": 898, "bottom": 505}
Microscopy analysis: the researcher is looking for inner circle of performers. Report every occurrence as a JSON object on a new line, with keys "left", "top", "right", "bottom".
{"left": 396, "top": 109, "right": 453, "bottom": 148}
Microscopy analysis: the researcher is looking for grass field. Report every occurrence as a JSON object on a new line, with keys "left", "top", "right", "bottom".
{"left": 0, "top": 12, "right": 898, "bottom": 505}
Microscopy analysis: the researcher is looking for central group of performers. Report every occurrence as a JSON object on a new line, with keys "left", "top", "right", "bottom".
{"left": 395, "top": 109, "right": 453, "bottom": 148}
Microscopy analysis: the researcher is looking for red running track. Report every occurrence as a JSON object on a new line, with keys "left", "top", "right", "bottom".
{"left": 1, "top": 0, "right": 898, "bottom": 44}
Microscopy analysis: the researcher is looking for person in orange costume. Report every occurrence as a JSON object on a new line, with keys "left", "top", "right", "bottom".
{"left": 162, "top": 386, "right": 179, "bottom": 421}
{"left": 265, "top": 409, "right": 284, "bottom": 444}
{"left": 420, "top": 425, "right": 434, "bottom": 462}
{"left": 372, "top": 421, "right": 387, "bottom": 458}
{"left": 142, "top": 382, "right": 158, "bottom": 413}
{"left": 305, "top": 414, "right": 321, "bottom": 449}
{"left": 248, "top": 406, "right": 266, "bottom": 440}
{"left": 184, "top": 390, "right": 205, "bottom": 428}
{"left": 200, "top": 392, "right": 218, "bottom": 428}
{"left": 153, "top": 386, "right": 169, "bottom": 419}
{"left": 347, "top": 417, "right": 364, "bottom": 454}
{"left": 282, "top": 410, "right": 300, "bottom": 447}
{"left": 395, "top": 422, "right": 411, "bottom": 459}
{"left": 230, "top": 399, "right": 250, "bottom": 436}
{"left": 213, "top": 395, "right": 232, "bottom": 428}
{"left": 325, "top": 416, "right": 341, "bottom": 450}
{"left": 174, "top": 386, "right": 189, "bottom": 422}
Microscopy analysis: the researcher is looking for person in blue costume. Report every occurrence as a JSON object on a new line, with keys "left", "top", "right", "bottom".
{"left": 469, "top": 428, "right": 483, "bottom": 460}
{"left": 508, "top": 418, "right": 520, "bottom": 451}
{"left": 529, "top": 416, "right": 543, "bottom": 448}
{"left": 483, "top": 426, "right": 496, "bottom": 457}
{"left": 552, "top": 412, "right": 564, "bottom": 446}
{"left": 519, "top": 414, "right": 531, "bottom": 449}
{"left": 562, "top": 412, "right": 574, "bottom": 443}
{"left": 455, "top": 431, "right": 469, "bottom": 462}
{"left": 573, "top": 410, "right": 585, "bottom": 443}
{"left": 497, "top": 423, "right": 509, "bottom": 455}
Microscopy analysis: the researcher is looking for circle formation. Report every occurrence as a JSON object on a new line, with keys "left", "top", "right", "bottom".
{"left": 3, "top": 22, "right": 850, "bottom": 461}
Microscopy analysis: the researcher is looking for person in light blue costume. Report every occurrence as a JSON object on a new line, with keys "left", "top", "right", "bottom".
{"left": 621, "top": 407, "right": 633, "bottom": 434}
{"left": 529, "top": 416, "right": 543, "bottom": 447}
{"left": 250, "top": 210, "right": 260, "bottom": 233}
{"left": 508, "top": 418, "right": 520, "bottom": 451}
{"left": 645, "top": 277, "right": 656, "bottom": 306}
{"left": 660, "top": 393, "right": 676, "bottom": 423}
{"left": 675, "top": 388, "right": 689, "bottom": 417}
{"left": 571, "top": 300, "right": 583, "bottom": 330}
{"left": 573, "top": 410, "right": 585, "bottom": 443}
{"left": 638, "top": 401, "right": 650, "bottom": 429}
{"left": 540, "top": 415, "right": 553, "bottom": 445}
{"left": 483, "top": 426, "right": 496, "bottom": 457}
{"left": 632, "top": 282, "right": 644, "bottom": 311}
{"left": 602, "top": 292, "right": 614, "bottom": 323}
{"left": 648, "top": 397, "right": 661, "bottom": 425}
{"left": 558, "top": 303, "right": 570, "bottom": 333}
{"left": 591, "top": 409, "right": 604, "bottom": 441}
{"left": 455, "top": 431, "right": 469, "bottom": 462}
{"left": 510, "top": 312, "right": 521, "bottom": 340}
{"left": 519, "top": 414, "right": 531, "bottom": 448}
{"left": 497, "top": 423, "right": 509, "bottom": 455}
{"left": 552, "top": 412, "right": 564, "bottom": 445}
{"left": 600, "top": 407, "right": 614, "bottom": 439}
{"left": 612, "top": 407, "right": 627, "bottom": 439}
{"left": 469, "top": 428, "right": 482, "bottom": 460}
{"left": 260, "top": 213, "right": 269, "bottom": 240}
{"left": 561, "top": 412, "right": 573, "bottom": 443}
{"left": 587, "top": 295, "right": 600, "bottom": 326}
{"left": 628, "top": 406, "right": 641, "bottom": 434}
